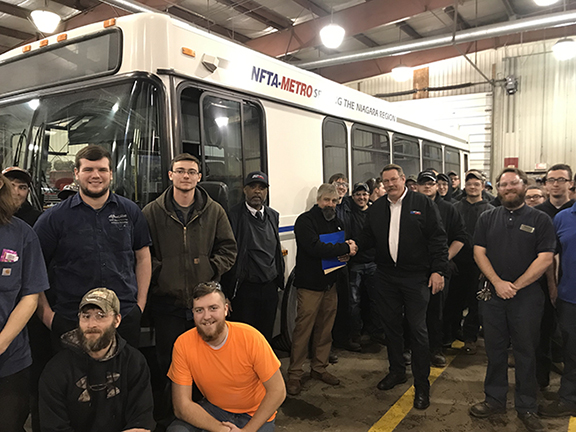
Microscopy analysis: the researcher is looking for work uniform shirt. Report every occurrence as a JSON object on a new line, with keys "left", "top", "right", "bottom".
{"left": 474, "top": 205, "right": 556, "bottom": 284}
{"left": 554, "top": 202, "right": 576, "bottom": 304}
{"left": 34, "top": 193, "right": 151, "bottom": 320}
{"left": 0, "top": 218, "right": 49, "bottom": 377}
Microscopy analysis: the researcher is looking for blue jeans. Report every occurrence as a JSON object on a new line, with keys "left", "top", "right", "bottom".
{"left": 167, "top": 399, "right": 275, "bottom": 432}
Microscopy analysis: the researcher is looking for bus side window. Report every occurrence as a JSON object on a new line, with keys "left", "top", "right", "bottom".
{"left": 423, "top": 141, "right": 443, "bottom": 173}
{"left": 392, "top": 133, "right": 420, "bottom": 178}
{"left": 351, "top": 124, "right": 390, "bottom": 184}
{"left": 445, "top": 147, "right": 461, "bottom": 175}
{"left": 322, "top": 118, "right": 348, "bottom": 182}
{"left": 181, "top": 88, "right": 202, "bottom": 160}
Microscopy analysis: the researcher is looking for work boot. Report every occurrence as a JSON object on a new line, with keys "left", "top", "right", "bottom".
{"left": 517, "top": 412, "right": 545, "bottom": 432}
{"left": 431, "top": 352, "right": 446, "bottom": 368}
{"left": 286, "top": 378, "right": 301, "bottom": 396}
{"left": 469, "top": 401, "right": 506, "bottom": 418}
{"left": 539, "top": 400, "right": 576, "bottom": 418}
{"left": 377, "top": 373, "right": 407, "bottom": 390}
{"left": 329, "top": 350, "right": 338, "bottom": 364}
{"left": 310, "top": 370, "right": 340, "bottom": 386}
{"left": 463, "top": 341, "right": 477, "bottom": 355}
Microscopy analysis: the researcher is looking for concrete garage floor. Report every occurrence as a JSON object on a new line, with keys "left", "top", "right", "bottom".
{"left": 275, "top": 340, "right": 569, "bottom": 432}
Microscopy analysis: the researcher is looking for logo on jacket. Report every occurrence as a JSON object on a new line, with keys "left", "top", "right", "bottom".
{"left": 76, "top": 372, "right": 121, "bottom": 402}
{"left": 410, "top": 210, "right": 421, "bottom": 215}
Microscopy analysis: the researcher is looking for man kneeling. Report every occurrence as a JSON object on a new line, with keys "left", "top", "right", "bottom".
{"left": 168, "top": 282, "right": 286, "bottom": 432}
{"left": 39, "top": 288, "right": 155, "bottom": 432}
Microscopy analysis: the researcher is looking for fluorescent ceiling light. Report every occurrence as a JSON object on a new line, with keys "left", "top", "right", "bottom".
{"left": 533, "top": 0, "right": 560, "bottom": 5}
{"left": 320, "top": 24, "right": 345, "bottom": 49}
{"left": 391, "top": 65, "right": 412, "bottom": 82}
{"left": 31, "top": 10, "right": 61, "bottom": 34}
{"left": 553, "top": 37, "right": 576, "bottom": 60}
{"left": 215, "top": 117, "right": 229, "bottom": 128}
{"left": 28, "top": 99, "right": 40, "bottom": 110}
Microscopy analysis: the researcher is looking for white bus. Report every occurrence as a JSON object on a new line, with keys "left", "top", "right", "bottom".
{"left": 0, "top": 12, "right": 469, "bottom": 344}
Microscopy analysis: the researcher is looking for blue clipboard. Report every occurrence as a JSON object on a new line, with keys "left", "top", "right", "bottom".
{"left": 320, "top": 231, "right": 346, "bottom": 274}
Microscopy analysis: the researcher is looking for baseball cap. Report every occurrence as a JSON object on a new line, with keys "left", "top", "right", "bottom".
{"left": 2, "top": 167, "right": 31, "bottom": 185}
{"left": 485, "top": 181, "right": 493, "bottom": 189}
{"left": 465, "top": 170, "right": 484, "bottom": 182}
{"left": 244, "top": 171, "right": 269, "bottom": 187}
{"left": 79, "top": 288, "right": 120, "bottom": 315}
{"left": 352, "top": 182, "right": 370, "bottom": 194}
{"left": 447, "top": 171, "right": 458, "bottom": 177}
{"left": 437, "top": 173, "right": 450, "bottom": 183}
{"left": 417, "top": 171, "right": 437, "bottom": 183}
{"left": 58, "top": 182, "right": 79, "bottom": 200}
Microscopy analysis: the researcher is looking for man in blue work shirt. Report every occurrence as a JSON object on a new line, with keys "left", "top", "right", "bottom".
{"left": 34, "top": 145, "right": 152, "bottom": 348}
{"left": 539, "top": 200, "right": 576, "bottom": 418}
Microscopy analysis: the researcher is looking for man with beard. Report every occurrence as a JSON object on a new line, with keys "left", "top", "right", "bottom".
{"left": 39, "top": 288, "right": 155, "bottom": 432}
{"left": 470, "top": 168, "right": 556, "bottom": 432}
{"left": 221, "top": 171, "right": 284, "bottom": 342}
{"left": 285, "top": 184, "right": 357, "bottom": 396}
{"left": 168, "top": 282, "right": 285, "bottom": 432}
{"left": 34, "top": 145, "right": 152, "bottom": 348}
{"left": 355, "top": 164, "right": 448, "bottom": 410}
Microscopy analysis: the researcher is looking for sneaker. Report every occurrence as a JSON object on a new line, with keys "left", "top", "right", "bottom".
{"left": 310, "top": 370, "right": 340, "bottom": 386}
{"left": 469, "top": 401, "right": 506, "bottom": 418}
{"left": 463, "top": 341, "right": 477, "bottom": 355}
{"left": 286, "top": 378, "right": 301, "bottom": 396}
{"left": 517, "top": 412, "right": 545, "bottom": 432}
{"left": 431, "top": 352, "right": 447, "bottom": 368}
{"left": 539, "top": 400, "right": 576, "bottom": 418}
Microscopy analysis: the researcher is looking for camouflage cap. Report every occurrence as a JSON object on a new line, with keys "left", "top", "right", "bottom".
{"left": 79, "top": 288, "right": 120, "bottom": 315}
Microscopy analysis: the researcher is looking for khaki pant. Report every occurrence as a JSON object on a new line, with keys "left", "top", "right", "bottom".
{"left": 288, "top": 285, "right": 338, "bottom": 380}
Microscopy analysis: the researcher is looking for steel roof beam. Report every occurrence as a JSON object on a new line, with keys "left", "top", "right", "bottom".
{"left": 214, "top": 0, "right": 292, "bottom": 30}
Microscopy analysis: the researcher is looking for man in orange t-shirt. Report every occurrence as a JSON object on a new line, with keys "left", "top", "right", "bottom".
{"left": 167, "top": 282, "right": 286, "bottom": 432}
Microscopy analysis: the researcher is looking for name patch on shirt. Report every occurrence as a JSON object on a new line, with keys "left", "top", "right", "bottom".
{"left": 520, "top": 224, "right": 535, "bottom": 233}
{"left": 0, "top": 249, "right": 18, "bottom": 262}
{"left": 410, "top": 210, "right": 421, "bottom": 215}
{"left": 108, "top": 214, "right": 129, "bottom": 228}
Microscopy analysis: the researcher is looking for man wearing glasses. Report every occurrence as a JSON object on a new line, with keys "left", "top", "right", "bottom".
{"left": 39, "top": 288, "right": 155, "bottom": 432}
{"left": 470, "top": 168, "right": 556, "bottom": 432}
{"left": 534, "top": 164, "right": 575, "bottom": 392}
{"left": 143, "top": 153, "right": 237, "bottom": 417}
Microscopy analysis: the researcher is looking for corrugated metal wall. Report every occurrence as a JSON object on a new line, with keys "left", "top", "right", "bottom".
{"left": 347, "top": 37, "right": 576, "bottom": 180}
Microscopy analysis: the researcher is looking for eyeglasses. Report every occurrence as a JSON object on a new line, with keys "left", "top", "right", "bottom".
{"left": 497, "top": 179, "right": 522, "bottom": 188}
{"left": 78, "top": 311, "right": 112, "bottom": 321}
{"left": 333, "top": 181, "right": 349, "bottom": 188}
{"left": 544, "top": 177, "right": 570, "bottom": 185}
{"left": 526, "top": 195, "right": 544, "bottom": 200}
{"left": 173, "top": 169, "right": 199, "bottom": 176}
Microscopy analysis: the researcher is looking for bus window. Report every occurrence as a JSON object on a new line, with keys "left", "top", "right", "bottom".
{"left": 445, "top": 147, "right": 461, "bottom": 175}
{"left": 322, "top": 118, "right": 347, "bottom": 182}
{"left": 180, "top": 87, "right": 201, "bottom": 157}
{"left": 351, "top": 125, "right": 390, "bottom": 184}
{"left": 0, "top": 101, "right": 35, "bottom": 169}
{"left": 422, "top": 141, "right": 443, "bottom": 173}
{"left": 392, "top": 133, "right": 420, "bottom": 177}
{"left": 26, "top": 80, "right": 163, "bottom": 208}
{"left": 198, "top": 94, "right": 264, "bottom": 208}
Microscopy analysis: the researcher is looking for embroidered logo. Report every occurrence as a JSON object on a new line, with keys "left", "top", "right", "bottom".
{"left": 76, "top": 372, "right": 121, "bottom": 402}
{"left": 410, "top": 210, "right": 421, "bottom": 215}
{"left": 108, "top": 214, "right": 129, "bottom": 229}
{"left": 1, "top": 249, "right": 18, "bottom": 262}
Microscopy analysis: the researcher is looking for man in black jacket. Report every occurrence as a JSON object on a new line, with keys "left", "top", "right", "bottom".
{"left": 39, "top": 288, "right": 155, "bottom": 432}
{"left": 222, "top": 171, "right": 284, "bottom": 342}
{"left": 286, "top": 184, "right": 357, "bottom": 396}
{"left": 416, "top": 171, "right": 467, "bottom": 367}
{"left": 356, "top": 164, "right": 448, "bottom": 410}
{"left": 2, "top": 167, "right": 41, "bottom": 226}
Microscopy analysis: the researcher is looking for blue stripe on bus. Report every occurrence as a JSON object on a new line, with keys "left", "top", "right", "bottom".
{"left": 279, "top": 225, "right": 294, "bottom": 233}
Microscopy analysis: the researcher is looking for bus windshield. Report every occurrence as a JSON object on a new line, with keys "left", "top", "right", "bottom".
{"left": 0, "top": 79, "right": 164, "bottom": 208}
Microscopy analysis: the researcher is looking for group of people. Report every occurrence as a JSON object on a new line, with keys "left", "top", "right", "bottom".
{"left": 1, "top": 142, "right": 576, "bottom": 432}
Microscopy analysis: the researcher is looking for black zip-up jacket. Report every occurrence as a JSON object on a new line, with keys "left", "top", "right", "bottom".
{"left": 356, "top": 189, "right": 448, "bottom": 275}
{"left": 294, "top": 205, "right": 350, "bottom": 291}
{"left": 39, "top": 332, "right": 155, "bottom": 432}
{"left": 221, "top": 202, "right": 285, "bottom": 299}
{"left": 453, "top": 198, "right": 494, "bottom": 264}
{"left": 433, "top": 193, "right": 468, "bottom": 253}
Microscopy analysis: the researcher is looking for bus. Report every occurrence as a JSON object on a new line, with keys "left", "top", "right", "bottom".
{"left": 0, "top": 12, "right": 469, "bottom": 345}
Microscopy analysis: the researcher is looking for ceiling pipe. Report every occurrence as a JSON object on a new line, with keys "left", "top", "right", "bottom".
{"left": 294, "top": 9, "right": 576, "bottom": 70}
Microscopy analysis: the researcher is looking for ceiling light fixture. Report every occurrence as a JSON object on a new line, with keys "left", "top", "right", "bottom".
{"left": 552, "top": 37, "right": 576, "bottom": 60}
{"left": 391, "top": 65, "right": 412, "bottom": 82}
{"left": 320, "top": 23, "right": 345, "bottom": 49}
{"left": 533, "top": 0, "right": 560, "bottom": 6}
{"left": 31, "top": 9, "right": 61, "bottom": 33}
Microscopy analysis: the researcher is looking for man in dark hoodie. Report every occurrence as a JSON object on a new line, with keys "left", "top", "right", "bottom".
{"left": 2, "top": 167, "right": 42, "bottom": 226}
{"left": 39, "top": 288, "right": 155, "bottom": 432}
{"left": 142, "top": 153, "right": 237, "bottom": 413}
{"left": 285, "top": 184, "right": 357, "bottom": 396}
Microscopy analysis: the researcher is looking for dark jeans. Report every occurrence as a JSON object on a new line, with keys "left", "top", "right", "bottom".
{"left": 348, "top": 262, "right": 377, "bottom": 338}
{"left": 536, "top": 285, "right": 558, "bottom": 388}
{"left": 557, "top": 299, "right": 576, "bottom": 404}
{"left": 167, "top": 399, "right": 275, "bottom": 432}
{"left": 231, "top": 280, "right": 279, "bottom": 342}
{"left": 372, "top": 268, "right": 430, "bottom": 392}
{"left": 332, "top": 268, "right": 351, "bottom": 347}
{"left": 0, "top": 366, "right": 30, "bottom": 432}
{"left": 444, "top": 261, "right": 481, "bottom": 343}
{"left": 28, "top": 314, "right": 53, "bottom": 432}
{"left": 427, "top": 275, "right": 450, "bottom": 354}
{"left": 480, "top": 285, "right": 543, "bottom": 413}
